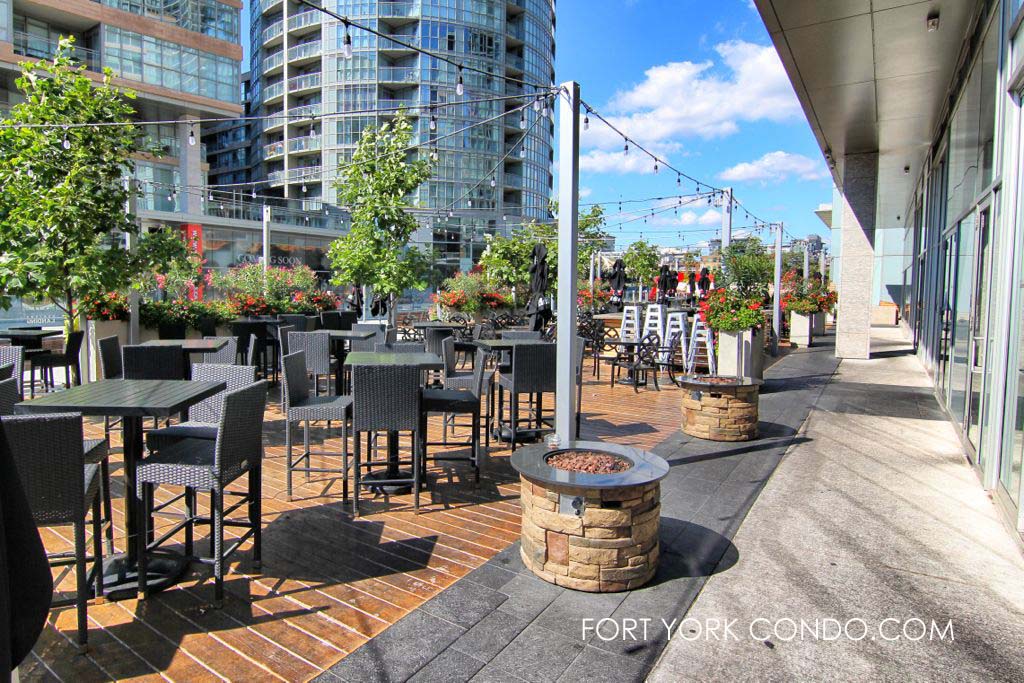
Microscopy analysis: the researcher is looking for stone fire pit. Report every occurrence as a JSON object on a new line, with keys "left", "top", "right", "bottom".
{"left": 510, "top": 441, "right": 669, "bottom": 592}
{"left": 679, "top": 375, "right": 763, "bottom": 442}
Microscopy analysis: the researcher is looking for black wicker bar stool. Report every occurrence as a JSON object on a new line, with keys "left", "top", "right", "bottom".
{"left": 136, "top": 380, "right": 268, "bottom": 606}
{"left": 282, "top": 351, "right": 352, "bottom": 501}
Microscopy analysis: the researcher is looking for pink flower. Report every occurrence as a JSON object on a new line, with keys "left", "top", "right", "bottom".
{"left": 155, "top": 274, "right": 166, "bottom": 289}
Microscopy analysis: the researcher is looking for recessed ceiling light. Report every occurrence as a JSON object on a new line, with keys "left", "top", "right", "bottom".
{"left": 927, "top": 11, "right": 940, "bottom": 32}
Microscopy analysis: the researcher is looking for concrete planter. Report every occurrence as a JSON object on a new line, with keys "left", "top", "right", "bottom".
{"left": 716, "top": 327, "right": 765, "bottom": 380}
{"left": 790, "top": 312, "right": 813, "bottom": 347}
{"left": 812, "top": 312, "right": 826, "bottom": 336}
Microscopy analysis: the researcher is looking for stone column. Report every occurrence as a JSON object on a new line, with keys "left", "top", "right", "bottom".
{"left": 178, "top": 116, "right": 204, "bottom": 215}
{"left": 836, "top": 153, "right": 877, "bottom": 359}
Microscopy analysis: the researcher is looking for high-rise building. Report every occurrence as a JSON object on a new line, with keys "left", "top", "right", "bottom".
{"left": 0, "top": 0, "right": 244, "bottom": 215}
{"left": 249, "top": 0, "right": 557, "bottom": 276}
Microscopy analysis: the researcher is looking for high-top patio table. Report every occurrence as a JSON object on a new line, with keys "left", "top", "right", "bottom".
{"left": 474, "top": 339, "right": 552, "bottom": 351}
{"left": 412, "top": 321, "right": 466, "bottom": 331}
{"left": 14, "top": 378, "right": 226, "bottom": 599}
{"left": 328, "top": 329, "right": 376, "bottom": 394}
{"left": 0, "top": 328, "right": 61, "bottom": 347}
{"left": 141, "top": 338, "right": 227, "bottom": 378}
{"left": 344, "top": 352, "right": 443, "bottom": 491}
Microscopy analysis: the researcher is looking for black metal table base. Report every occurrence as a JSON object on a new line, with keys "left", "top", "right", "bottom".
{"left": 362, "top": 469, "right": 414, "bottom": 495}
{"left": 491, "top": 424, "right": 548, "bottom": 444}
{"left": 98, "top": 553, "right": 189, "bottom": 601}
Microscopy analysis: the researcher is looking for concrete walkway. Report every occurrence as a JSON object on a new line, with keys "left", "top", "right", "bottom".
{"left": 650, "top": 327, "right": 1024, "bottom": 682}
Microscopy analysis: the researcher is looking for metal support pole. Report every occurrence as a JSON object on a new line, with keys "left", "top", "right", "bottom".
{"left": 126, "top": 178, "right": 140, "bottom": 345}
{"left": 262, "top": 204, "right": 271, "bottom": 296}
{"left": 556, "top": 81, "right": 581, "bottom": 447}
{"left": 588, "top": 251, "right": 595, "bottom": 310}
{"left": 802, "top": 240, "right": 810, "bottom": 278}
{"left": 819, "top": 247, "right": 827, "bottom": 281}
{"left": 772, "top": 222, "right": 783, "bottom": 356}
{"left": 721, "top": 187, "right": 733, "bottom": 252}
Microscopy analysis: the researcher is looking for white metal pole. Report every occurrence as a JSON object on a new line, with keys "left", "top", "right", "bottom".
{"left": 721, "top": 187, "right": 733, "bottom": 252}
{"left": 126, "top": 178, "right": 140, "bottom": 345}
{"left": 262, "top": 204, "right": 271, "bottom": 297}
{"left": 556, "top": 81, "right": 581, "bottom": 447}
{"left": 802, "top": 240, "right": 810, "bottom": 278}
{"left": 772, "top": 222, "right": 783, "bottom": 356}
{"left": 819, "top": 247, "right": 826, "bottom": 280}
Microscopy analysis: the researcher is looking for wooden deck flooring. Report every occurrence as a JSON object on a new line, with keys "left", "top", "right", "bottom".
{"left": 20, "top": 367, "right": 689, "bottom": 682}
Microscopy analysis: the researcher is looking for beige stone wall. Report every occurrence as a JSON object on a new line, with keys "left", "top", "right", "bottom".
{"left": 681, "top": 385, "right": 759, "bottom": 441}
{"left": 519, "top": 477, "right": 660, "bottom": 592}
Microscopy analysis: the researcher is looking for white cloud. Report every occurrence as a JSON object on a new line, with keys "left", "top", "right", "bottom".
{"left": 579, "top": 186, "right": 592, "bottom": 198}
{"left": 719, "top": 151, "right": 828, "bottom": 183}
{"left": 580, "top": 148, "right": 671, "bottom": 175}
{"left": 580, "top": 40, "right": 801, "bottom": 156}
{"left": 678, "top": 208, "right": 722, "bottom": 226}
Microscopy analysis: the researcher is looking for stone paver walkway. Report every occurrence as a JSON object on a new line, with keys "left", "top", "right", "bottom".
{"left": 317, "top": 337, "right": 841, "bottom": 682}
{"left": 649, "top": 327, "right": 1024, "bottom": 682}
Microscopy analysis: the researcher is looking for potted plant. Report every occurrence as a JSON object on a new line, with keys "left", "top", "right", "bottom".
{"left": 700, "top": 288, "right": 766, "bottom": 379}
{"left": 781, "top": 270, "right": 818, "bottom": 347}
{"left": 433, "top": 270, "right": 509, "bottom": 322}
{"left": 140, "top": 299, "right": 196, "bottom": 339}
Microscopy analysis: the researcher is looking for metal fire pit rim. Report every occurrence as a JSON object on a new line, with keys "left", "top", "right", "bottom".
{"left": 510, "top": 440, "right": 669, "bottom": 490}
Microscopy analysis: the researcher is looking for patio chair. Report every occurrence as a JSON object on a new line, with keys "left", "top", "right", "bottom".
{"left": 122, "top": 344, "right": 185, "bottom": 380}
{"left": 146, "top": 363, "right": 257, "bottom": 453}
{"left": 454, "top": 324, "right": 485, "bottom": 367}
{"left": 654, "top": 331, "right": 684, "bottom": 386}
{"left": 352, "top": 323, "right": 387, "bottom": 352}
{"left": 611, "top": 332, "right": 661, "bottom": 393}
{"left": 288, "top": 331, "right": 336, "bottom": 395}
{"left": 0, "top": 345, "right": 24, "bottom": 398}
{"left": 497, "top": 343, "right": 557, "bottom": 452}
{"left": 421, "top": 348, "right": 493, "bottom": 482}
{"left": 232, "top": 321, "right": 271, "bottom": 376}
{"left": 337, "top": 310, "right": 358, "bottom": 330}
{"left": 282, "top": 351, "right": 352, "bottom": 501}
{"left": 2, "top": 413, "right": 106, "bottom": 649}
{"left": 352, "top": 364, "right": 423, "bottom": 515}
{"left": 136, "top": 380, "right": 268, "bottom": 606}
{"left": 320, "top": 310, "right": 342, "bottom": 330}
{"left": 279, "top": 313, "right": 312, "bottom": 331}
{"left": 0, "top": 362, "right": 13, "bottom": 381}
{"left": 0, "top": 377, "right": 17, "bottom": 415}
{"left": 98, "top": 335, "right": 124, "bottom": 443}
{"left": 202, "top": 336, "right": 237, "bottom": 364}
{"left": 31, "top": 330, "right": 84, "bottom": 392}
{"left": 592, "top": 325, "right": 621, "bottom": 379}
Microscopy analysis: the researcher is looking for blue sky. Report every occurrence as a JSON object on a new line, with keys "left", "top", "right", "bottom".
{"left": 241, "top": 0, "right": 832, "bottom": 248}
{"left": 555, "top": 0, "right": 832, "bottom": 249}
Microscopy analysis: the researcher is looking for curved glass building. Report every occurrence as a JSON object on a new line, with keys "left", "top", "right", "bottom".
{"left": 250, "top": 0, "right": 556, "bottom": 275}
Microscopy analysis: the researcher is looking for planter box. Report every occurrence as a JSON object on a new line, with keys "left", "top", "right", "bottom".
{"left": 812, "top": 312, "right": 826, "bottom": 336}
{"left": 716, "top": 327, "right": 764, "bottom": 380}
{"left": 790, "top": 312, "right": 813, "bottom": 347}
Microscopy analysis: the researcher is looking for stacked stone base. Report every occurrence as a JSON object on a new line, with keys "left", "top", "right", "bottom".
{"left": 681, "top": 385, "right": 759, "bottom": 441}
{"left": 519, "top": 476, "right": 660, "bottom": 592}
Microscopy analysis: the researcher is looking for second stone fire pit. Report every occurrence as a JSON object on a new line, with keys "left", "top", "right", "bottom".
{"left": 678, "top": 375, "right": 763, "bottom": 442}
{"left": 511, "top": 441, "right": 669, "bottom": 592}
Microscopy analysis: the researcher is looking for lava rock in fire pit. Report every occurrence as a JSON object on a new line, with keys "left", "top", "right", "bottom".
{"left": 546, "top": 451, "right": 632, "bottom": 474}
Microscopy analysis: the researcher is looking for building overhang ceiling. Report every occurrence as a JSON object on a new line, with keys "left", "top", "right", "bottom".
{"left": 755, "top": 0, "right": 979, "bottom": 224}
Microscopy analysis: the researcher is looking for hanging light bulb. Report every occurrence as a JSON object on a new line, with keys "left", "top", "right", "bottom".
{"left": 519, "top": 144, "right": 526, "bottom": 158}
{"left": 676, "top": 174, "right": 681, "bottom": 187}
{"left": 467, "top": 199, "right": 473, "bottom": 208}
{"left": 342, "top": 21, "right": 353, "bottom": 59}
{"left": 653, "top": 160, "right": 659, "bottom": 174}
{"left": 302, "top": 183, "right": 307, "bottom": 193}
{"left": 188, "top": 123, "right": 196, "bottom": 146}
{"left": 208, "top": 190, "right": 214, "bottom": 201}
{"left": 309, "top": 126, "right": 317, "bottom": 138}
{"left": 533, "top": 96, "right": 542, "bottom": 112}
{"left": 430, "top": 147, "right": 438, "bottom": 162}
{"left": 623, "top": 141, "right": 629, "bottom": 156}
{"left": 583, "top": 111, "right": 589, "bottom": 131}
{"left": 62, "top": 133, "right": 70, "bottom": 150}
{"left": 541, "top": 99, "right": 549, "bottom": 118}
{"left": 429, "top": 110, "right": 437, "bottom": 131}
{"left": 519, "top": 109, "right": 527, "bottom": 130}
{"left": 489, "top": 174, "right": 496, "bottom": 188}
{"left": 456, "top": 66, "right": 464, "bottom": 96}
{"left": 447, "top": 209, "right": 454, "bottom": 218}
{"left": 251, "top": 185, "right": 257, "bottom": 199}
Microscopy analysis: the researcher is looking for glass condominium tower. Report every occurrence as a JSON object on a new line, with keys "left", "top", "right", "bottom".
{"left": 250, "top": 0, "right": 556, "bottom": 276}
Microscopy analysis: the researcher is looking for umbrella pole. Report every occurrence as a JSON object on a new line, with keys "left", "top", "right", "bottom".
{"left": 555, "top": 81, "right": 581, "bottom": 447}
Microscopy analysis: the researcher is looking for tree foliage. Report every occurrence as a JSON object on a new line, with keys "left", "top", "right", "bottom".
{"left": 328, "top": 111, "right": 432, "bottom": 322}
{"left": 0, "top": 38, "right": 150, "bottom": 329}
{"left": 623, "top": 239, "right": 661, "bottom": 286}
{"left": 716, "top": 236, "right": 774, "bottom": 299}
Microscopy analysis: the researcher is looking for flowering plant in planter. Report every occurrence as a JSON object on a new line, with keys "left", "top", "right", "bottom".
{"left": 780, "top": 269, "right": 820, "bottom": 315}
{"left": 140, "top": 299, "right": 197, "bottom": 329}
{"left": 82, "top": 291, "right": 129, "bottom": 321}
{"left": 435, "top": 271, "right": 509, "bottom": 314}
{"left": 210, "top": 263, "right": 320, "bottom": 311}
{"left": 577, "top": 281, "right": 611, "bottom": 308}
{"left": 432, "top": 289, "right": 468, "bottom": 310}
{"left": 229, "top": 294, "right": 272, "bottom": 318}
{"left": 699, "top": 288, "right": 766, "bottom": 332}
{"left": 292, "top": 289, "right": 340, "bottom": 313}
{"left": 480, "top": 291, "right": 509, "bottom": 309}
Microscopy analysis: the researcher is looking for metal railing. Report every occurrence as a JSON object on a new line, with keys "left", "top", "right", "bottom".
{"left": 377, "top": 98, "right": 421, "bottom": 113}
{"left": 263, "top": 81, "right": 285, "bottom": 102}
{"left": 378, "top": 66, "right": 418, "bottom": 82}
{"left": 503, "top": 172, "right": 523, "bottom": 188}
{"left": 287, "top": 40, "right": 322, "bottom": 62}
{"left": 378, "top": 1, "right": 418, "bottom": 18}
{"left": 13, "top": 32, "right": 99, "bottom": 71}
{"left": 289, "top": 135, "right": 322, "bottom": 153}
{"left": 264, "top": 140, "right": 285, "bottom": 158}
{"left": 255, "top": 0, "right": 283, "bottom": 14}
{"left": 263, "top": 50, "right": 284, "bottom": 72}
{"left": 262, "top": 19, "right": 283, "bottom": 43}
{"left": 288, "top": 10, "right": 321, "bottom": 31}
{"left": 288, "top": 72, "right": 321, "bottom": 92}
{"left": 268, "top": 165, "right": 322, "bottom": 185}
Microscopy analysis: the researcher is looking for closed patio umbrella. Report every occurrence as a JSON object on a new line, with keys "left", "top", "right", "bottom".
{"left": 527, "top": 243, "right": 551, "bottom": 331}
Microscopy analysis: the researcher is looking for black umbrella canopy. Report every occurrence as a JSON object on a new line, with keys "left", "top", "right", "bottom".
{"left": 609, "top": 258, "right": 627, "bottom": 291}
{"left": 529, "top": 243, "right": 549, "bottom": 297}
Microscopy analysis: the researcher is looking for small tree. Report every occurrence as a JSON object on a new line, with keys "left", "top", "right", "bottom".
{"left": 623, "top": 239, "right": 661, "bottom": 294}
{"left": 480, "top": 228, "right": 535, "bottom": 304}
{"left": 328, "top": 111, "right": 431, "bottom": 326}
{"left": 717, "top": 236, "right": 774, "bottom": 300}
{"left": 0, "top": 38, "right": 150, "bottom": 331}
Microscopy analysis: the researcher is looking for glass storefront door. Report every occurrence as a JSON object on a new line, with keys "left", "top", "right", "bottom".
{"left": 938, "top": 232, "right": 958, "bottom": 403}
{"left": 966, "top": 205, "right": 992, "bottom": 452}
{"left": 948, "top": 216, "right": 976, "bottom": 427}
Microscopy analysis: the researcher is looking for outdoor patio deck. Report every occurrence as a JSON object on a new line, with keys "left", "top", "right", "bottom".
{"left": 19, "top": 369, "right": 688, "bottom": 682}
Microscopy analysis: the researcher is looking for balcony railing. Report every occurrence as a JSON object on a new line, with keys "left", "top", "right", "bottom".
{"left": 263, "top": 50, "right": 284, "bottom": 72}
{"left": 288, "top": 73, "right": 321, "bottom": 92}
{"left": 263, "top": 81, "right": 285, "bottom": 102}
{"left": 505, "top": 54, "right": 524, "bottom": 71}
{"left": 13, "top": 32, "right": 99, "bottom": 71}
{"left": 264, "top": 140, "right": 285, "bottom": 158}
{"left": 378, "top": 36, "right": 417, "bottom": 51}
{"left": 262, "top": 19, "right": 283, "bottom": 43}
{"left": 287, "top": 41, "right": 322, "bottom": 62}
{"left": 289, "top": 103, "right": 322, "bottom": 119}
{"left": 503, "top": 172, "right": 523, "bottom": 188}
{"left": 378, "top": 66, "right": 418, "bottom": 82}
{"left": 378, "top": 1, "right": 418, "bottom": 18}
{"left": 289, "top": 135, "right": 322, "bottom": 153}
{"left": 288, "top": 10, "right": 321, "bottom": 31}
{"left": 377, "top": 98, "right": 420, "bottom": 113}
{"left": 256, "top": 0, "right": 283, "bottom": 14}
{"left": 268, "top": 165, "right": 322, "bottom": 185}
{"left": 506, "top": 22, "right": 525, "bottom": 41}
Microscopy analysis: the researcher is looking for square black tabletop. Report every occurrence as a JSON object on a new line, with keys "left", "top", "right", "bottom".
{"left": 0, "top": 329, "right": 62, "bottom": 339}
{"left": 141, "top": 339, "right": 228, "bottom": 352}
{"left": 14, "top": 379, "right": 226, "bottom": 417}
{"left": 475, "top": 339, "right": 553, "bottom": 350}
{"left": 343, "top": 352, "right": 443, "bottom": 370}
{"left": 329, "top": 330, "right": 376, "bottom": 340}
